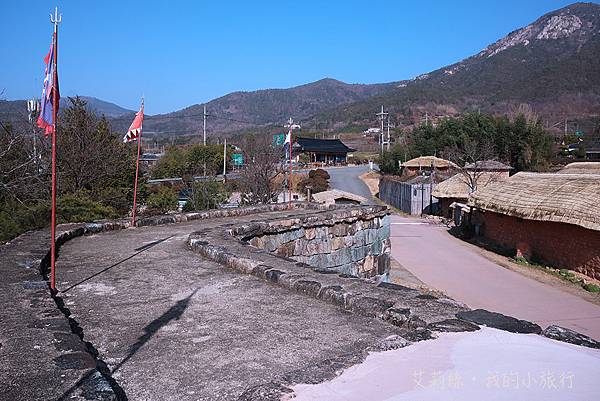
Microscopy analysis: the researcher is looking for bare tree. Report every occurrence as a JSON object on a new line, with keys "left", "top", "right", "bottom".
{"left": 510, "top": 103, "right": 539, "bottom": 125}
{"left": 0, "top": 120, "right": 49, "bottom": 203}
{"left": 443, "top": 138, "right": 502, "bottom": 194}
{"left": 237, "top": 134, "right": 283, "bottom": 205}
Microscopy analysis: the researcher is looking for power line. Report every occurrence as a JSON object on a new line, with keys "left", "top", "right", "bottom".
{"left": 143, "top": 129, "right": 199, "bottom": 135}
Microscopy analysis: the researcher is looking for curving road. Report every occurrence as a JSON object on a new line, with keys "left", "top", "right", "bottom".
{"left": 323, "top": 165, "right": 376, "bottom": 203}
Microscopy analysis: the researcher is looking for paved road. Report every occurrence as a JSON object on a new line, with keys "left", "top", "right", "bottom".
{"left": 323, "top": 165, "right": 376, "bottom": 203}
{"left": 390, "top": 214, "right": 600, "bottom": 340}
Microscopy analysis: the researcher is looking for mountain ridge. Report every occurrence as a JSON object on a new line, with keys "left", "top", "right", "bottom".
{"left": 0, "top": 96, "right": 134, "bottom": 123}
{"left": 131, "top": 77, "right": 397, "bottom": 135}
{"left": 309, "top": 2, "right": 600, "bottom": 133}
{"left": 2, "top": 2, "right": 599, "bottom": 137}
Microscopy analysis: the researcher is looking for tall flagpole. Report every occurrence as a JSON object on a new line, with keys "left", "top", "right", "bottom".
{"left": 50, "top": 7, "right": 61, "bottom": 292}
{"left": 131, "top": 98, "right": 143, "bottom": 227}
{"left": 288, "top": 124, "right": 293, "bottom": 208}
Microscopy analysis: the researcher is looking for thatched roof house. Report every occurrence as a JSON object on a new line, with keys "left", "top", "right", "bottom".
{"left": 401, "top": 156, "right": 458, "bottom": 169}
{"left": 468, "top": 172, "right": 600, "bottom": 278}
{"left": 433, "top": 173, "right": 504, "bottom": 200}
{"left": 468, "top": 172, "right": 600, "bottom": 232}
{"left": 559, "top": 162, "right": 600, "bottom": 175}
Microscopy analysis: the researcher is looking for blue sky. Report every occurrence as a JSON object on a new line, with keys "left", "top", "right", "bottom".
{"left": 0, "top": 0, "right": 586, "bottom": 114}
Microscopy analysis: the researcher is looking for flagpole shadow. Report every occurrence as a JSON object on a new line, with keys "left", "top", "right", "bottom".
{"left": 111, "top": 288, "right": 198, "bottom": 374}
{"left": 60, "top": 235, "right": 173, "bottom": 293}
{"left": 56, "top": 288, "right": 197, "bottom": 400}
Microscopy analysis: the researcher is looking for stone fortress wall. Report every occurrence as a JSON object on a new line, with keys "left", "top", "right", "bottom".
{"left": 237, "top": 209, "right": 391, "bottom": 278}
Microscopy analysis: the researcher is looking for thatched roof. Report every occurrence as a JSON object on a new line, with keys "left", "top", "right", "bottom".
{"left": 433, "top": 172, "right": 506, "bottom": 199}
{"left": 559, "top": 162, "right": 600, "bottom": 175}
{"left": 468, "top": 172, "right": 600, "bottom": 232}
{"left": 401, "top": 156, "right": 458, "bottom": 169}
{"left": 465, "top": 160, "right": 512, "bottom": 171}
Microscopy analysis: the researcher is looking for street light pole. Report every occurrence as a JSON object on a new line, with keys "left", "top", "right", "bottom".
{"left": 27, "top": 98, "right": 40, "bottom": 173}
{"left": 284, "top": 117, "right": 300, "bottom": 208}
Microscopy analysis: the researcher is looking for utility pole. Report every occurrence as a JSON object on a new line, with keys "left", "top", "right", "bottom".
{"left": 376, "top": 105, "right": 388, "bottom": 154}
{"left": 223, "top": 138, "right": 227, "bottom": 176}
{"left": 425, "top": 111, "right": 428, "bottom": 125}
{"left": 386, "top": 114, "right": 391, "bottom": 151}
{"left": 203, "top": 104, "right": 207, "bottom": 145}
{"left": 429, "top": 161, "right": 434, "bottom": 216}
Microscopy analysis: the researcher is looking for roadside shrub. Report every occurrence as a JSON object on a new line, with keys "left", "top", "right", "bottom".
{"left": 183, "top": 180, "right": 229, "bottom": 211}
{"left": 559, "top": 269, "right": 576, "bottom": 279}
{"left": 146, "top": 186, "right": 178, "bottom": 214}
{"left": 583, "top": 283, "right": 600, "bottom": 293}
{"left": 309, "top": 169, "right": 330, "bottom": 180}
{"left": 57, "top": 192, "right": 118, "bottom": 223}
{"left": 0, "top": 202, "right": 50, "bottom": 243}
{"left": 298, "top": 169, "right": 330, "bottom": 194}
{"left": 513, "top": 256, "right": 529, "bottom": 265}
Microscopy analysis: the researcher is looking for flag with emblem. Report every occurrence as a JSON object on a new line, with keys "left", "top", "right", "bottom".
{"left": 37, "top": 34, "right": 59, "bottom": 136}
{"left": 125, "top": 98, "right": 144, "bottom": 227}
{"left": 123, "top": 100, "right": 144, "bottom": 142}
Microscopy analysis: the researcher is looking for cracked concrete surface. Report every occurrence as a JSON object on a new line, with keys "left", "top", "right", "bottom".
{"left": 3, "top": 204, "right": 598, "bottom": 400}
{"left": 55, "top": 210, "right": 407, "bottom": 400}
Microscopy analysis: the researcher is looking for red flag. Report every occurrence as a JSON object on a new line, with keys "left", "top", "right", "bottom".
{"left": 123, "top": 100, "right": 144, "bottom": 142}
{"left": 37, "top": 33, "right": 60, "bottom": 137}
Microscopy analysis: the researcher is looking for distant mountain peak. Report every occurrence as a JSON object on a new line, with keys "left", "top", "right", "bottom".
{"left": 315, "top": 77, "right": 342, "bottom": 84}
{"left": 479, "top": 2, "right": 598, "bottom": 58}
{"left": 537, "top": 14, "right": 583, "bottom": 39}
{"left": 54, "top": 95, "right": 134, "bottom": 118}
{"left": 313, "top": 1, "right": 600, "bottom": 136}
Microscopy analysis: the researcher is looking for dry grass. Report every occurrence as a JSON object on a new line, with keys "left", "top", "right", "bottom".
{"left": 359, "top": 170, "right": 381, "bottom": 196}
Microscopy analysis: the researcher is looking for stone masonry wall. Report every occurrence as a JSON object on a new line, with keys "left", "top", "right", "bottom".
{"left": 239, "top": 209, "right": 391, "bottom": 279}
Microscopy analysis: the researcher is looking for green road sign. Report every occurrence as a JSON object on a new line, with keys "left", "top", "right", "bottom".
{"left": 272, "top": 133, "right": 285, "bottom": 146}
{"left": 232, "top": 153, "right": 244, "bottom": 166}
{"left": 575, "top": 130, "right": 585, "bottom": 137}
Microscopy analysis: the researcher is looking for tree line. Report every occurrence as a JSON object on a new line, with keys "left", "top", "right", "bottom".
{"left": 379, "top": 112, "right": 555, "bottom": 174}
{"left": 1, "top": 97, "right": 142, "bottom": 242}
{"left": 0, "top": 97, "right": 290, "bottom": 243}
